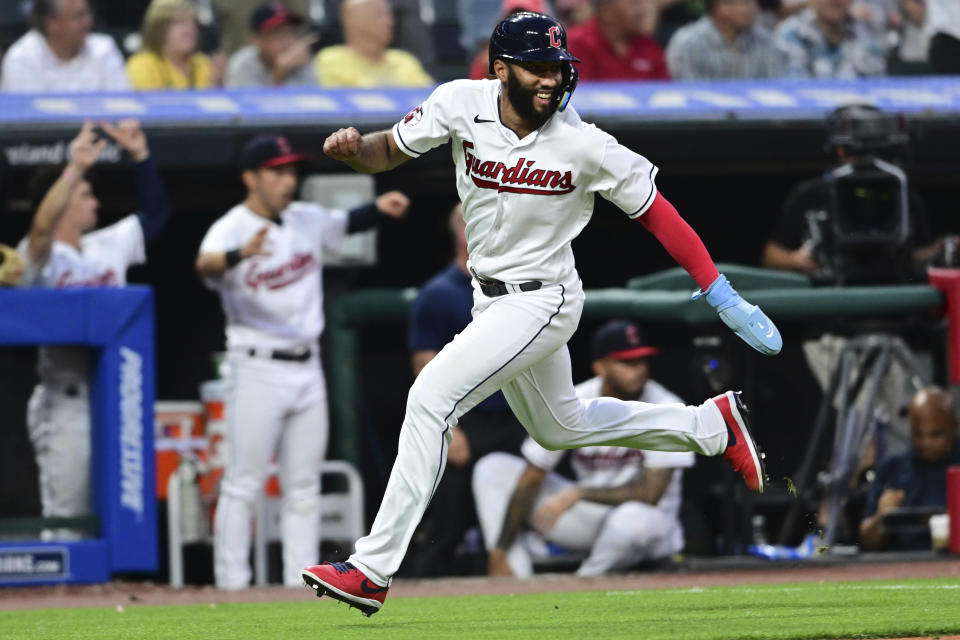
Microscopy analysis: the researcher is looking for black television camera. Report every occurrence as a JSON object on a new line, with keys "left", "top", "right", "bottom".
{"left": 804, "top": 105, "right": 917, "bottom": 286}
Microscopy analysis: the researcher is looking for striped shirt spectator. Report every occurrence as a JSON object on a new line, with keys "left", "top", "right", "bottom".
{"left": 666, "top": 0, "right": 785, "bottom": 80}
{"left": 774, "top": 4, "right": 888, "bottom": 78}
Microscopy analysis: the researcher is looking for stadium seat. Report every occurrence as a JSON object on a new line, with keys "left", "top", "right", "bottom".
{"left": 252, "top": 460, "right": 366, "bottom": 587}
{"left": 165, "top": 445, "right": 365, "bottom": 588}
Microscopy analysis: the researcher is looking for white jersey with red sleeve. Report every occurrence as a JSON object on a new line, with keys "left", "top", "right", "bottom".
{"left": 392, "top": 78, "right": 658, "bottom": 284}
{"left": 198, "top": 201, "right": 348, "bottom": 350}
{"left": 520, "top": 377, "right": 695, "bottom": 520}
{"left": 17, "top": 215, "right": 146, "bottom": 384}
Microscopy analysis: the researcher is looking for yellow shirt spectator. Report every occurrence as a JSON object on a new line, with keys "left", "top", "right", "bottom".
{"left": 127, "top": 50, "right": 214, "bottom": 90}
{"left": 314, "top": 45, "right": 432, "bottom": 87}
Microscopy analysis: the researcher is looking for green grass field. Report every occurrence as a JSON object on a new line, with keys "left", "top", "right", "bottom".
{"left": 3, "top": 578, "right": 960, "bottom": 640}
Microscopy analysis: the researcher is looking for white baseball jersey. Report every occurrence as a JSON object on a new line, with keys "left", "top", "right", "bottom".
{"left": 18, "top": 215, "right": 146, "bottom": 384}
{"left": 392, "top": 78, "right": 659, "bottom": 284}
{"left": 198, "top": 202, "right": 348, "bottom": 350}
{"left": 521, "top": 377, "right": 694, "bottom": 520}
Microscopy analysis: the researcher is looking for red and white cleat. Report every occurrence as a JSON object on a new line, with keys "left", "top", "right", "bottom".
{"left": 301, "top": 562, "right": 388, "bottom": 617}
{"left": 714, "top": 391, "right": 769, "bottom": 493}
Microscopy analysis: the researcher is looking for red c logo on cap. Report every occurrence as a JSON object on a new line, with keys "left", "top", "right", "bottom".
{"left": 548, "top": 26, "right": 561, "bottom": 48}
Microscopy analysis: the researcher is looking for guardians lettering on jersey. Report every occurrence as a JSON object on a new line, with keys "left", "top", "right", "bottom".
{"left": 462, "top": 141, "right": 575, "bottom": 195}
{"left": 55, "top": 268, "right": 119, "bottom": 288}
{"left": 243, "top": 252, "right": 317, "bottom": 291}
{"left": 574, "top": 449, "right": 645, "bottom": 471}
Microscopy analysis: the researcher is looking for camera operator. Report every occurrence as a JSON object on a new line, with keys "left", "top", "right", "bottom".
{"left": 761, "top": 104, "right": 944, "bottom": 286}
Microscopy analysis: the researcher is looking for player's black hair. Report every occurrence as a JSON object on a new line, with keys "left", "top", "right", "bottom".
{"left": 27, "top": 163, "right": 95, "bottom": 214}
{"left": 31, "top": 0, "right": 63, "bottom": 35}
{"left": 29, "top": 165, "right": 64, "bottom": 213}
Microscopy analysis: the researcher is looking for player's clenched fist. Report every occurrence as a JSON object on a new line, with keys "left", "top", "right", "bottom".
{"left": 375, "top": 190, "right": 410, "bottom": 219}
{"left": 323, "top": 127, "right": 364, "bottom": 161}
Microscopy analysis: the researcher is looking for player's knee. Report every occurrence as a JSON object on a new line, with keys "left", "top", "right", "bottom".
{"left": 404, "top": 382, "right": 448, "bottom": 425}
{"left": 528, "top": 430, "right": 569, "bottom": 451}
{"left": 220, "top": 474, "right": 262, "bottom": 504}
{"left": 607, "top": 502, "right": 669, "bottom": 545}
{"left": 283, "top": 488, "right": 321, "bottom": 514}
{"left": 283, "top": 476, "right": 320, "bottom": 502}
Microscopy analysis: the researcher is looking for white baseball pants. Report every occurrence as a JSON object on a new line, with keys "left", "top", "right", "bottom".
{"left": 27, "top": 383, "right": 91, "bottom": 537}
{"left": 214, "top": 354, "right": 328, "bottom": 588}
{"left": 472, "top": 452, "right": 682, "bottom": 577}
{"left": 349, "top": 272, "right": 727, "bottom": 585}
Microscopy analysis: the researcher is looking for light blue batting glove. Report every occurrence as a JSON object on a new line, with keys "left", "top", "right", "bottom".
{"left": 692, "top": 274, "right": 782, "bottom": 355}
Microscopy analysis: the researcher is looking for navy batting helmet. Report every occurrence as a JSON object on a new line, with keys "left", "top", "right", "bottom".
{"left": 488, "top": 11, "right": 581, "bottom": 112}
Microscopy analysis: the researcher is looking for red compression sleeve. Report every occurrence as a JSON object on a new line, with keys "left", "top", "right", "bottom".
{"left": 638, "top": 192, "right": 719, "bottom": 291}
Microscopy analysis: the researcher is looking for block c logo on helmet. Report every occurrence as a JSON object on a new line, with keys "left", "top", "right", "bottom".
{"left": 548, "top": 26, "right": 561, "bottom": 48}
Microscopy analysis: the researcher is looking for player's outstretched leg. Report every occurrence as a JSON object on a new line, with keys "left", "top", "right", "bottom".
{"left": 713, "top": 391, "right": 769, "bottom": 493}
{"left": 302, "top": 562, "right": 388, "bottom": 617}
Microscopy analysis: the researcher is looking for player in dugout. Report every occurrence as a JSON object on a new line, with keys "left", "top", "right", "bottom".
{"left": 196, "top": 135, "right": 409, "bottom": 589}
{"left": 18, "top": 120, "right": 170, "bottom": 538}
{"left": 474, "top": 320, "right": 694, "bottom": 578}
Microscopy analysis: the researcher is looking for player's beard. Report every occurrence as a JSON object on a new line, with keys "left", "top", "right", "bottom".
{"left": 603, "top": 374, "right": 646, "bottom": 402}
{"left": 506, "top": 68, "right": 556, "bottom": 128}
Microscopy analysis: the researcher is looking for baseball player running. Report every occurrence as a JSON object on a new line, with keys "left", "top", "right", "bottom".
{"left": 18, "top": 120, "right": 169, "bottom": 537}
{"left": 196, "top": 136, "right": 408, "bottom": 589}
{"left": 474, "top": 320, "right": 693, "bottom": 578}
{"left": 303, "top": 11, "right": 781, "bottom": 616}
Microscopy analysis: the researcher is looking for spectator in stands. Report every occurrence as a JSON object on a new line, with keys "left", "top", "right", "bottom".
{"left": 468, "top": 0, "right": 547, "bottom": 80}
{"left": 859, "top": 386, "right": 960, "bottom": 551}
{"left": 666, "top": 0, "right": 786, "bottom": 79}
{"left": 887, "top": 0, "right": 930, "bottom": 75}
{"left": 556, "top": 0, "right": 595, "bottom": 28}
{"left": 389, "top": 0, "right": 438, "bottom": 70}
{"left": 656, "top": 0, "right": 707, "bottom": 44}
{"left": 458, "top": 0, "right": 504, "bottom": 61}
{"left": 127, "top": 0, "right": 222, "bottom": 90}
{"left": 773, "top": 0, "right": 889, "bottom": 77}
{"left": 314, "top": 0, "right": 432, "bottom": 87}
{"left": 405, "top": 203, "right": 526, "bottom": 577}
{"left": 566, "top": 0, "right": 670, "bottom": 81}
{"left": 214, "top": 0, "right": 310, "bottom": 56}
{"left": 225, "top": 1, "right": 317, "bottom": 88}
{"left": 473, "top": 320, "right": 693, "bottom": 577}
{"left": 18, "top": 120, "right": 170, "bottom": 538}
{"left": 1, "top": 0, "right": 129, "bottom": 92}
{"left": 926, "top": 0, "right": 960, "bottom": 74}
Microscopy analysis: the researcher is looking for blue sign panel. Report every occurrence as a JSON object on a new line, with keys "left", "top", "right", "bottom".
{"left": 0, "top": 288, "right": 157, "bottom": 584}
{"left": 0, "top": 77, "right": 958, "bottom": 128}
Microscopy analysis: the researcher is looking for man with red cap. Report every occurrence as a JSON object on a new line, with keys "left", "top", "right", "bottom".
{"left": 225, "top": 1, "right": 318, "bottom": 88}
{"left": 472, "top": 319, "right": 694, "bottom": 577}
{"left": 196, "top": 136, "right": 409, "bottom": 588}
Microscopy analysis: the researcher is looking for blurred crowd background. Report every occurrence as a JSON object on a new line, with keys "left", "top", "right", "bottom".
{"left": 0, "top": 0, "right": 958, "bottom": 92}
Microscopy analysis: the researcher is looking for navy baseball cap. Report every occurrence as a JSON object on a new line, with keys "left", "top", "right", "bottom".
{"left": 240, "top": 136, "right": 309, "bottom": 170}
{"left": 591, "top": 320, "right": 660, "bottom": 361}
{"left": 251, "top": 1, "right": 304, "bottom": 34}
